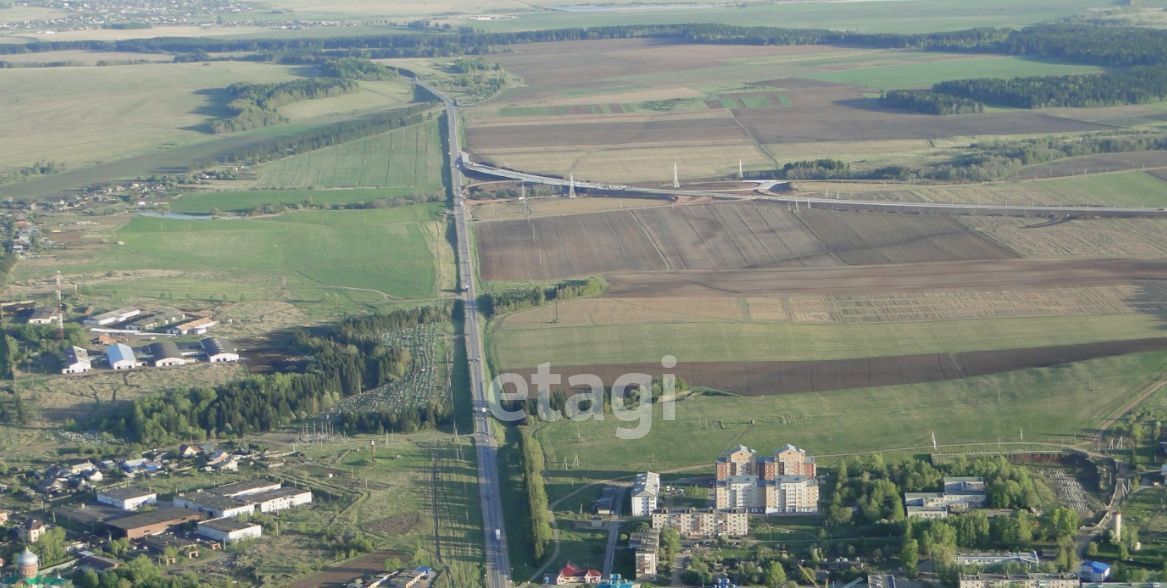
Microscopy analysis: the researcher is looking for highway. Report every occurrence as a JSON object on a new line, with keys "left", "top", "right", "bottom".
{"left": 420, "top": 80, "right": 513, "bottom": 588}
{"left": 461, "top": 157, "right": 1167, "bottom": 219}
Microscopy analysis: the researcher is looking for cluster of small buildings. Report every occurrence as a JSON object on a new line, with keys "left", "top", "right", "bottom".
{"left": 549, "top": 566, "right": 636, "bottom": 587}
{"left": 61, "top": 337, "right": 239, "bottom": 374}
{"left": 904, "top": 477, "right": 988, "bottom": 519}
{"left": 81, "top": 306, "right": 218, "bottom": 336}
{"left": 714, "top": 444, "right": 819, "bottom": 514}
{"left": 79, "top": 478, "right": 311, "bottom": 545}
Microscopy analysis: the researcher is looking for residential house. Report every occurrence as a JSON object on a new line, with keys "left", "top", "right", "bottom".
{"left": 147, "top": 341, "right": 190, "bottom": 367}
{"left": 201, "top": 338, "right": 239, "bottom": 363}
{"left": 61, "top": 346, "right": 91, "bottom": 374}
{"left": 19, "top": 518, "right": 46, "bottom": 543}
{"left": 105, "top": 343, "right": 141, "bottom": 370}
{"left": 630, "top": 472, "right": 660, "bottom": 517}
{"left": 651, "top": 508, "right": 749, "bottom": 538}
{"left": 959, "top": 574, "right": 1079, "bottom": 588}
{"left": 714, "top": 444, "right": 819, "bottom": 513}
{"left": 197, "top": 518, "right": 261, "bottom": 545}
{"left": 96, "top": 487, "right": 157, "bottom": 512}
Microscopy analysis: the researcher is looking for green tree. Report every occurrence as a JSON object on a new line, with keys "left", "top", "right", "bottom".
{"left": 766, "top": 561, "right": 788, "bottom": 588}
{"left": 901, "top": 538, "right": 919, "bottom": 578}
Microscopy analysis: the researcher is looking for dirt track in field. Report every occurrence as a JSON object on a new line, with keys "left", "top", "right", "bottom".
{"left": 604, "top": 258, "right": 1167, "bottom": 297}
{"left": 475, "top": 201, "right": 1017, "bottom": 281}
{"left": 506, "top": 338, "right": 1167, "bottom": 396}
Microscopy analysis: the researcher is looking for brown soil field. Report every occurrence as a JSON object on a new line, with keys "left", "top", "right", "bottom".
{"left": 467, "top": 114, "right": 749, "bottom": 150}
{"left": 476, "top": 202, "right": 1017, "bottom": 281}
{"left": 797, "top": 209, "right": 1017, "bottom": 264}
{"left": 605, "top": 258, "right": 1167, "bottom": 297}
{"left": 963, "top": 217, "right": 1167, "bottom": 257}
{"left": 507, "top": 337, "right": 1167, "bottom": 396}
{"left": 470, "top": 195, "right": 672, "bottom": 221}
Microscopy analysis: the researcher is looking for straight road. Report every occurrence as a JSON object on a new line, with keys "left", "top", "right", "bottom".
{"left": 461, "top": 157, "right": 1167, "bottom": 218}
{"left": 419, "top": 79, "right": 512, "bottom": 588}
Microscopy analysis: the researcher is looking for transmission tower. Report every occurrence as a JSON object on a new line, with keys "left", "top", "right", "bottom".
{"left": 738, "top": 160, "right": 744, "bottom": 179}
{"left": 672, "top": 162, "right": 679, "bottom": 189}
{"left": 568, "top": 173, "right": 577, "bottom": 199}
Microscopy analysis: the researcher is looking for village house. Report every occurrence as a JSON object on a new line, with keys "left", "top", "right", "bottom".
{"left": 556, "top": 562, "right": 603, "bottom": 585}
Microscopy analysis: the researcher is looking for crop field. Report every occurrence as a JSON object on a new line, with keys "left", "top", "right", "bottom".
{"left": 903, "top": 171, "right": 1167, "bottom": 208}
{"left": 468, "top": 196, "right": 671, "bottom": 221}
{"left": 252, "top": 119, "right": 444, "bottom": 190}
{"left": 474, "top": 201, "right": 1015, "bottom": 281}
{"left": 17, "top": 206, "right": 445, "bottom": 318}
{"left": 0, "top": 50, "right": 174, "bottom": 64}
{"left": 466, "top": 39, "right": 1107, "bottom": 181}
{"left": 171, "top": 188, "right": 417, "bottom": 213}
{"left": 1013, "top": 151, "right": 1167, "bottom": 179}
{"left": 962, "top": 217, "right": 1167, "bottom": 257}
{"left": 528, "top": 350, "right": 1167, "bottom": 476}
{"left": 489, "top": 306, "right": 1166, "bottom": 368}
{"left": 0, "top": 61, "right": 298, "bottom": 173}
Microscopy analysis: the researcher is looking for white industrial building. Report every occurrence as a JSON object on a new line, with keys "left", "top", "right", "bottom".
{"left": 105, "top": 343, "right": 141, "bottom": 370}
{"left": 630, "top": 472, "right": 660, "bottom": 517}
{"left": 173, "top": 490, "right": 255, "bottom": 519}
{"left": 61, "top": 346, "right": 91, "bottom": 374}
{"left": 249, "top": 487, "right": 313, "bottom": 513}
{"left": 201, "top": 338, "right": 239, "bottom": 363}
{"left": 96, "top": 487, "right": 157, "bottom": 512}
{"left": 213, "top": 479, "right": 282, "bottom": 499}
{"left": 147, "top": 341, "right": 191, "bottom": 368}
{"left": 197, "top": 518, "right": 261, "bottom": 544}
{"left": 84, "top": 307, "right": 141, "bottom": 327}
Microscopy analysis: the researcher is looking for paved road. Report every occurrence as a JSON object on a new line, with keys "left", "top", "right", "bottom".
{"left": 461, "top": 157, "right": 1167, "bottom": 218}
{"left": 601, "top": 486, "right": 627, "bottom": 577}
{"left": 420, "top": 80, "right": 512, "bottom": 588}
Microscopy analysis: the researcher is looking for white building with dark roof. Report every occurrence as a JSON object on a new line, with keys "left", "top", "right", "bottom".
{"left": 97, "top": 486, "right": 157, "bottom": 511}
{"left": 147, "top": 341, "right": 190, "bottom": 367}
{"left": 198, "top": 518, "right": 261, "bottom": 544}
{"left": 249, "top": 487, "right": 313, "bottom": 513}
{"left": 27, "top": 307, "right": 59, "bottom": 325}
{"left": 62, "top": 346, "right": 91, "bottom": 374}
{"left": 201, "top": 338, "right": 239, "bottom": 363}
{"left": 173, "top": 490, "right": 254, "bottom": 519}
{"left": 104, "top": 343, "right": 141, "bottom": 370}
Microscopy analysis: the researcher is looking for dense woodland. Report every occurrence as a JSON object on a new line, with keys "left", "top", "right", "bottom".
{"left": 102, "top": 306, "right": 452, "bottom": 445}
{"left": 879, "top": 89, "right": 985, "bottom": 115}
{"left": 211, "top": 78, "right": 357, "bottom": 133}
{"left": 519, "top": 427, "right": 554, "bottom": 561}
{"left": 480, "top": 276, "right": 605, "bottom": 316}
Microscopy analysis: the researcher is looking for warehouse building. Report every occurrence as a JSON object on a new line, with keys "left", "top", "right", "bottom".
{"left": 105, "top": 343, "right": 141, "bottom": 370}
{"left": 96, "top": 486, "right": 157, "bottom": 511}
{"left": 84, "top": 307, "right": 141, "bottom": 327}
{"left": 197, "top": 518, "right": 262, "bottom": 545}
{"left": 201, "top": 338, "right": 239, "bottom": 363}
{"left": 61, "top": 346, "right": 91, "bottom": 374}
{"left": 147, "top": 341, "right": 190, "bottom": 367}
{"left": 105, "top": 508, "right": 201, "bottom": 540}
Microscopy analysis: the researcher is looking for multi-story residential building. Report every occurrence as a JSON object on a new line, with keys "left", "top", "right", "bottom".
{"left": 959, "top": 574, "right": 1079, "bottom": 588}
{"left": 630, "top": 528, "right": 660, "bottom": 579}
{"left": 714, "top": 444, "right": 818, "bottom": 514}
{"left": 651, "top": 508, "right": 749, "bottom": 538}
{"left": 630, "top": 472, "right": 660, "bottom": 517}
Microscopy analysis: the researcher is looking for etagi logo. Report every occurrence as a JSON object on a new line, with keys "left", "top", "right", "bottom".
{"left": 488, "top": 356, "right": 678, "bottom": 440}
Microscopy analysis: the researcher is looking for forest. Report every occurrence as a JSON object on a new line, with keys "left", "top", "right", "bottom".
{"left": 101, "top": 306, "right": 453, "bottom": 445}
{"left": 879, "top": 89, "right": 984, "bottom": 115}
{"left": 211, "top": 78, "right": 357, "bottom": 133}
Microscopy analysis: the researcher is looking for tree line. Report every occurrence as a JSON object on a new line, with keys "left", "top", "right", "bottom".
{"left": 519, "top": 426, "right": 554, "bottom": 561}
{"left": 211, "top": 78, "right": 357, "bottom": 133}
{"left": 479, "top": 276, "right": 605, "bottom": 317}
{"left": 100, "top": 306, "right": 451, "bottom": 445}
{"left": 879, "top": 89, "right": 984, "bottom": 115}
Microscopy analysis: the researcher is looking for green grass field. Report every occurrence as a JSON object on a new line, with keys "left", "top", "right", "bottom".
{"left": 253, "top": 119, "right": 444, "bottom": 190}
{"left": 530, "top": 350, "right": 1167, "bottom": 475}
{"left": 489, "top": 312, "right": 1165, "bottom": 368}
{"left": 171, "top": 188, "right": 427, "bottom": 213}
{"left": 39, "top": 206, "right": 445, "bottom": 315}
